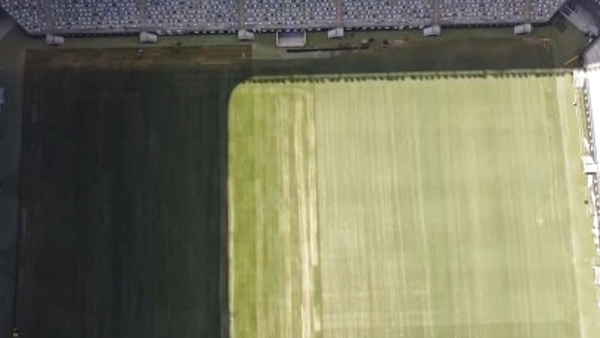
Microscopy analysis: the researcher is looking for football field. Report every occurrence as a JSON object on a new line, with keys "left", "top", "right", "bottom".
{"left": 228, "top": 73, "right": 600, "bottom": 338}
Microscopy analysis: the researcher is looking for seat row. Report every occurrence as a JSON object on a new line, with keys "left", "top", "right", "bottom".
{"left": 439, "top": 0, "right": 526, "bottom": 22}
{"left": 243, "top": 0, "right": 336, "bottom": 28}
{"left": 343, "top": 0, "right": 432, "bottom": 27}
{"left": 531, "top": 0, "right": 566, "bottom": 21}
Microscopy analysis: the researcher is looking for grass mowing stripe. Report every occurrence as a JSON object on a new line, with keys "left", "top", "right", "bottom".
{"left": 229, "top": 84, "right": 321, "bottom": 338}
{"left": 229, "top": 74, "right": 600, "bottom": 338}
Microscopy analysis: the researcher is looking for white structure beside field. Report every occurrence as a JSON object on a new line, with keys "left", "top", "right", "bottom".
{"left": 577, "top": 68, "right": 600, "bottom": 255}
{"left": 513, "top": 23, "right": 533, "bottom": 35}
{"left": 574, "top": 66, "right": 600, "bottom": 316}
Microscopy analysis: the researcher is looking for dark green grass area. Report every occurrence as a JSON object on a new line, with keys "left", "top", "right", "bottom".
{"left": 18, "top": 66, "right": 247, "bottom": 338}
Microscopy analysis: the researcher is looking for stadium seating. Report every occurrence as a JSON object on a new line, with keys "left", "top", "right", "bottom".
{"left": 532, "top": 0, "right": 566, "bottom": 21}
{"left": 0, "top": 0, "right": 45, "bottom": 33}
{"left": 147, "top": 0, "right": 238, "bottom": 31}
{"left": 0, "top": 0, "right": 569, "bottom": 35}
{"left": 50, "top": 0, "right": 140, "bottom": 32}
{"left": 243, "top": 0, "right": 337, "bottom": 30}
{"left": 343, "top": 0, "right": 432, "bottom": 27}
{"left": 439, "top": 0, "right": 526, "bottom": 23}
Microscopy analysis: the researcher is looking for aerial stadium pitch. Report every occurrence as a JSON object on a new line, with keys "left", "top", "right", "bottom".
{"left": 228, "top": 72, "right": 600, "bottom": 338}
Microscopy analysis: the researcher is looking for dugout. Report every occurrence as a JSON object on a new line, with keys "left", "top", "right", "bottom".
{"left": 276, "top": 30, "right": 306, "bottom": 47}
{"left": 237, "top": 29, "right": 255, "bottom": 41}
{"left": 423, "top": 25, "right": 441, "bottom": 37}
{"left": 327, "top": 28, "right": 344, "bottom": 39}
{"left": 45, "top": 34, "right": 64, "bottom": 46}
{"left": 139, "top": 31, "right": 158, "bottom": 43}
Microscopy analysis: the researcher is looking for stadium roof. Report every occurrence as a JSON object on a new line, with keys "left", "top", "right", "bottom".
{"left": 0, "top": 0, "right": 569, "bottom": 36}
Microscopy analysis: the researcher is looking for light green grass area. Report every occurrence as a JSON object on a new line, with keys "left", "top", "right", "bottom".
{"left": 228, "top": 74, "right": 600, "bottom": 338}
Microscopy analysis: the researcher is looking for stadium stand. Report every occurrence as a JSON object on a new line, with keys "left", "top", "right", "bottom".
{"left": 532, "top": 0, "right": 567, "bottom": 20}
{"left": 0, "top": 0, "right": 570, "bottom": 35}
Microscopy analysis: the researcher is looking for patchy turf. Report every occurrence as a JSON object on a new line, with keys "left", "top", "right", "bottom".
{"left": 228, "top": 73, "right": 600, "bottom": 338}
